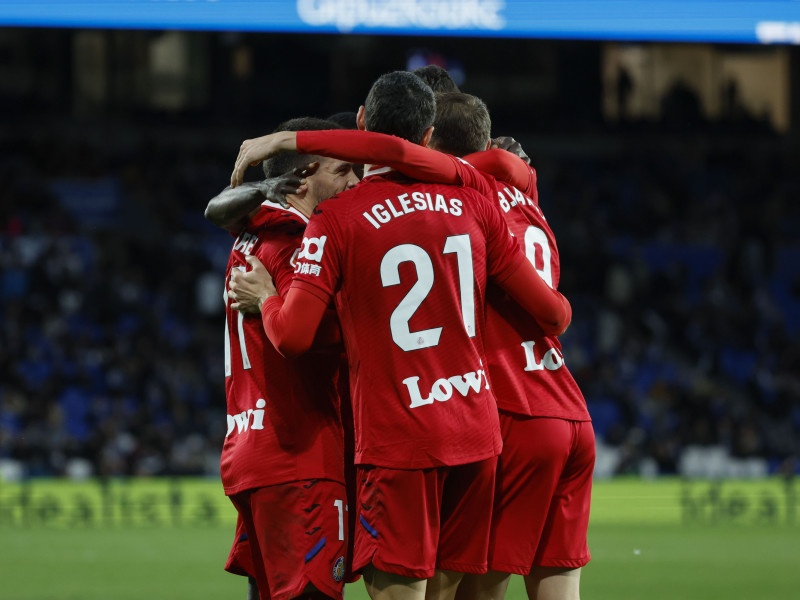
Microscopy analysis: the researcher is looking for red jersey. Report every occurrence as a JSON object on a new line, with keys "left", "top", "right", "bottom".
{"left": 290, "top": 167, "right": 524, "bottom": 469}
{"left": 467, "top": 158, "right": 589, "bottom": 421}
{"left": 221, "top": 201, "right": 344, "bottom": 495}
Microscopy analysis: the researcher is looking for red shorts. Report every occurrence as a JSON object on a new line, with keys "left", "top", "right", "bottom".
{"left": 225, "top": 513, "right": 255, "bottom": 578}
{"left": 230, "top": 479, "right": 349, "bottom": 600}
{"left": 338, "top": 367, "right": 360, "bottom": 584}
{"left": 353, "top": 457, "right": 497, "bottom": 579}
{"left": 489, "top": 415, "right": 594, "bottom": 574}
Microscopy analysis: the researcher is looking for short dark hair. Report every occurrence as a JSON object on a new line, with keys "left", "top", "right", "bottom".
{"left": 363, "top": 71, "right": 435, "bottom": 144}
{"left": 412, "top": 65, "right": 460, "bottom": 93}
{"left": 263, "top": 117, "right": 341, "bottom": 178}
{"left": 431, "top": 92, "right": 491, "bottom": 157}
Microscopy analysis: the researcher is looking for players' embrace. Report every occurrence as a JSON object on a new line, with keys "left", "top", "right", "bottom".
{"left": 209, "top": 67, "right": 594, "bottom": 600}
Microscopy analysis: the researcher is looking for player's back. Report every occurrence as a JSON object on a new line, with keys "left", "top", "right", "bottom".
{"left": 222, "top": 204, "right": 344, "bottom": 495}
{"left": 484, "top": 167, "right": 590, "bottom": 421}
{"left": 293, "top": 170, "right": 524, "bottom": 470}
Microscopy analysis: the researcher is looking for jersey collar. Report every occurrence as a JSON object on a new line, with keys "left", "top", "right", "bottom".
{"left": 363, "top": 165, "right": 393, "bottom": 179}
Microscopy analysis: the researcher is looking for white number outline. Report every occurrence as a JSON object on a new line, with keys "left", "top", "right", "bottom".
{"left": 444, "top": 234, "right": 476, "bottom": 338}
{"left": 381, "top": 244, "right": 440, "bottom": 351}
{"left": 523, "top": 226, "right": 553, "bottom": 288}
{"left": 520, "top": 226, "right": 563, "bottom": 367}
{"left": 380, "top": 234, "right": 476, "bottom": 352}
{"left": 334, "top": 499, "right": 345, "bottom": 541}
{"left": 224, "top": 266, "right": 251, "bottom": 376}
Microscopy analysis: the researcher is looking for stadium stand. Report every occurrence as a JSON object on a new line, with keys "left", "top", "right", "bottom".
{"left": 1, "top": 115, "right": 797, "bottom": 481}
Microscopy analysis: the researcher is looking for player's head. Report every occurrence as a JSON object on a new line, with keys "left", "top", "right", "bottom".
{"left": 428, "top": 92, "right": 491, "bottom": 158}
{"left": 357, "top": 71, "right": 436, "bottom": 146}
{"left": 263, "top": 117, "right": 339, "bottom": 179}
{"left": 264, "top": 117, "right": 358, "bottom": 207}
{"left": 412, "top": 65, "right": 460, "bottom": 94}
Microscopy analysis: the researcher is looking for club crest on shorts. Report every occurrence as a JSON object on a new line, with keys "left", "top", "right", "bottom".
{"left": 332, "top": 556, "right": 345, "bottom": 582}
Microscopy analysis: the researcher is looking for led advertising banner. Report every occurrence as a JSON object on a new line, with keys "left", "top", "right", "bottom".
{"left": 1, "top": 477, "right": 796, "bottom": 528}
{"left": 1, "top": 0, "right": 800, "bottom": 44}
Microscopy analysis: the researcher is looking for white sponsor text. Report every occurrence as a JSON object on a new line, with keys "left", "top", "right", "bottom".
{"left": 402, "top": 364, "right": 489, "bottom": 408}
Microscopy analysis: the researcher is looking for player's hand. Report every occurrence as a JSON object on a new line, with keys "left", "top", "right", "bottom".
{"left": 231, "top": 131, "right": 297, "bottom": 188}
{"left": 491, "top": 136, "right": 531, "bottom": 165}
{"left": 260, "top": 162, "right": 319, "bottom": 208}
{"left": 229, "top": 255, "right": 278, "bottom": 313}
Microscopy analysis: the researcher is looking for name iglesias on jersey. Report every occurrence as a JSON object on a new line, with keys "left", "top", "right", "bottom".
{"left": 363, "top": 192, "right": 463, "bottom": 229}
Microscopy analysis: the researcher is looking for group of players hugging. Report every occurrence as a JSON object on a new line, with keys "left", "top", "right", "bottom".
{"left": 206, "top": 65, "right": 595, "bottom": 600}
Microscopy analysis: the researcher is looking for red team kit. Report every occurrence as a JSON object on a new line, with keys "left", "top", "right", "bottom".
{"left": 222, "top": 204, "right": 348, "bottom": 600}
{"left": 221, "top": 127, "right": 592, "bottom": 598}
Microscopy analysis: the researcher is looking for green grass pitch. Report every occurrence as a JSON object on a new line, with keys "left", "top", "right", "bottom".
{"left": 1, "top": 478, "right": 797, "bottom": 599}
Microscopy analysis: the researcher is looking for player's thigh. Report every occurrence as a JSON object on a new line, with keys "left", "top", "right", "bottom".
{"left": 454, "top": 571, "right": 511, "bottom": 600}
{"left": 532, "top": 421, "right": 594, "bottom": 568}
{"left": 438, "top": 457, "right": 497, "bottom": 574}
{"left": 524, "top": 566, "right": 581, "bottom": 600}
{"left": 250, "top": 479, "right": 349, "bottom": 600}
{"left": 354, "top": 465, "right": 445, "bottom": 580}
{"left": 362, "top": 565, "right": 427, "bottom": 600}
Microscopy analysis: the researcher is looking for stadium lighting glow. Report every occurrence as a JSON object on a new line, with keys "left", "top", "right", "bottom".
{"left": 1, "top": 0, "right": 800, "bottom": 44}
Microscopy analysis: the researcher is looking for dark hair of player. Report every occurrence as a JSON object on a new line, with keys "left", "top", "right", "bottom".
{"left": 363, "top": 71, "right": 436, "bottom": 144}
{"left": 326, "top": 111, "right": 358, "bottom": 130}
{"left": 430, "top": 92, "right": 491, "bottom": 158}
{"left": 412, "top": 65, "right": 460, "bottom": 94}
{"left": 263, "top": 117, "right": 342, "bottom": 178}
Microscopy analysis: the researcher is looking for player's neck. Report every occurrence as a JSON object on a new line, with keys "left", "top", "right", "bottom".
{"left": 286, "top": 195, "right": 314, "bottom": 219}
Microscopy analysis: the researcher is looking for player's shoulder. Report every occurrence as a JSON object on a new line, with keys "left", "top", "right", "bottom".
{"left": 246, "top": 200, "right": 308, "bottom": 235}
{"left": 311, "top": 188, "right": 353, "bottom": 219}
{"left": 306, "top": 186, "right": 363, "bottom": 240}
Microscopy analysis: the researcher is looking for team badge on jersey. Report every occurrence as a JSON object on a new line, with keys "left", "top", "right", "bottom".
{"left": 332, "top": 556, "right": 345, "bottom": 582}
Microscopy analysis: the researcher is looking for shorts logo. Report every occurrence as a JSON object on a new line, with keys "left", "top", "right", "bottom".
{"left": 332, "top": 556, "right": 345, "bottom": 582}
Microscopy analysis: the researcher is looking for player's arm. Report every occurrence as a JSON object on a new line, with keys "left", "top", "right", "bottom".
{"left": 206, "top": 163, "right": 316, "bottom": 232}
{"left": 491, "top": 136, "right": 531, "bottom": 164}
{"left": 494, "top": 260, "right": 572, "bottom": 337}
{"left": 259, "top": 287, "right": 330, "bottom": 357}
{"left": 231, "top": 129, "right": 489, "bottom": 192}
{"left": 228, "top": 256, "right": 331, "bottom": 356}
{"left": 462, "top": 148, "right": 535, "bottom": 194}
{"left": 482, "top": 195, "right": 571, "bottom": 336}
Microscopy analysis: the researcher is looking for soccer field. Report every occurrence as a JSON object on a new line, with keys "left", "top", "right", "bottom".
{"left": 1, "top": 479, "right": 797, "bottom": 599}
{"left": 1, "top": 522, "right": 796, "bottom": 600}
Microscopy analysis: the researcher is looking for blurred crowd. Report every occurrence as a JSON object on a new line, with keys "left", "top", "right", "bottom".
{"left": 1, "top": 123, "right": 798, "bottom": 478}
{"left": 540, "top": 140, "right": 800, "bottom": 476}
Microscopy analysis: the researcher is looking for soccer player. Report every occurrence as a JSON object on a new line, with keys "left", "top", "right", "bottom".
{"left": 212, "top": 161, "right": 318, "bottom": 600}
{"left": 430, "top": 92, "right": 594, "bottom": 600}
{"left": 227, "top": 71, "right": 571, "bottom": 600}
{"left": 214, "top": 116, "right": 359, "bottom": 600}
